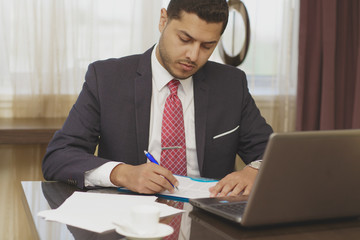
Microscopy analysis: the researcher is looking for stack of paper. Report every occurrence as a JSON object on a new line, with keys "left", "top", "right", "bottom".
{"left": 38, "top": 192, "right": 184, "bottom": 233}
{"left": 159, "top": 175, "right": 218, "bottom": 200}
{"left": 118, "top": 175, "right": 218, "bottom": 201}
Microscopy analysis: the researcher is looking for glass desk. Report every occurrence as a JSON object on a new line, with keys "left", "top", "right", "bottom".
{"left": 21, "top": 181, "right": 360, "bottom": 240}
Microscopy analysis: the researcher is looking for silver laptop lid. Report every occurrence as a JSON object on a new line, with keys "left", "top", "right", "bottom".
{"left": 242, "top": 129, "right": 360, "bottom": 226}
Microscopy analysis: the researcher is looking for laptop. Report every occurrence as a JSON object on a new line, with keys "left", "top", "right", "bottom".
{"left": 189, "top": 129, "right": 360, "bottom": 227}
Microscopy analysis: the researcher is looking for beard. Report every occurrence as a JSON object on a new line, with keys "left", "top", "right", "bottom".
{"left": 158, "top": 36, "right": 198, "bottom": 80}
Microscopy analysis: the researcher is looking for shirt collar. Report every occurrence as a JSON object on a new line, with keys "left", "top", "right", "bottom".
{"left": 151, "top": 44, "right": 193, "bottom": 95}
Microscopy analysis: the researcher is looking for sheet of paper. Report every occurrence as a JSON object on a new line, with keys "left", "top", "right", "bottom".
{"left": 38, "top": 192, "right": 184, "bottom": 233}
{"left": 160, "top": 175, "right": 218, "bottom": 200}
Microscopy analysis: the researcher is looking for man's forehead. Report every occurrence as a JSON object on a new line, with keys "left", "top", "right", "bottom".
{"left": 178, "top": 30, "right": 219, "bottom": 45}
{"left": 172, "top": 10, "right": 216, "bottom": 24}
{"left": 168, "top": 11, "right": 223, "bottom": 39}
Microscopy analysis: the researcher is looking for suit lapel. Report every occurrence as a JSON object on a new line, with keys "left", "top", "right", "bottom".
{"left": 193, "top": 70, "right": 209, "bottom": 175}
{"left": 134, "top": 48, "right": 153, "bottom": 164}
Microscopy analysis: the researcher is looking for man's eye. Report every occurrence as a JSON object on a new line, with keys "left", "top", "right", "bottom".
{"left": 202, "top": 44, "right": 212, "bottom": 50}
{"left": 180, "top": 37, "right": 190, "bottom": 43}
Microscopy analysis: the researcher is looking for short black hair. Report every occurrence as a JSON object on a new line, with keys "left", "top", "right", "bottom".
{"left": 166, "top": 0, "right": 229, "bottom": 34}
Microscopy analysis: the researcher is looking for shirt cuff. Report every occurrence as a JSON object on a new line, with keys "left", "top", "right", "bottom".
{"left": 84, "top": 161, "right": 122, "bottom": 187}
{"left": 246, "top": 160, "right": 263, "bottom": 170}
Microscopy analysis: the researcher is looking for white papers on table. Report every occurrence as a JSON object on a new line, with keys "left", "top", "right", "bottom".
{"left": 117, "top": 176, "right": 218, "bottom": 200}
{"left": 163, "top": 175, "right": 218, "bottom": 199}
{"left": 38, "top": 192, "right": 184, "bottom": 233}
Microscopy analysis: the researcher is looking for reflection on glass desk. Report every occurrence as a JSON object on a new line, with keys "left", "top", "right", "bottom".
{"left": 21, "top": 181, "right": 360, "bottom": 240}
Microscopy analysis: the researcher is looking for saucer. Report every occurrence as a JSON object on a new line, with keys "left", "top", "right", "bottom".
{"left": 115, "top": 223, "right": 174, "bottom": 240}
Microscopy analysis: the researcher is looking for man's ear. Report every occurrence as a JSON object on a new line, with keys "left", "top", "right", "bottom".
{"left": 159, "top": 8, "right": 168, "bottom": 33}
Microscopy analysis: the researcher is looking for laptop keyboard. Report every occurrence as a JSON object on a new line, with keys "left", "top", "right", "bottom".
{"left": 213, "top": 202, "right": 247, "bottom": 214}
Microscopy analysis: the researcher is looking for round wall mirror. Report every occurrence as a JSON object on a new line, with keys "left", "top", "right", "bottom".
{"left": 218, "top": 0, "right": 250, "bottom": 66}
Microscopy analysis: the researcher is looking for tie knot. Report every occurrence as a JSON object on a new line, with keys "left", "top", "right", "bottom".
{"left": 167, "top": 79, "right": 180, "bottom": 95}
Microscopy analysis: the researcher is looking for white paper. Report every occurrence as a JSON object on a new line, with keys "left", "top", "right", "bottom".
{"left": 160, "top": 175, "right": 218, "bottom": 199}
{"left": 38, "top": 192, "right": 184, "bottom": 233}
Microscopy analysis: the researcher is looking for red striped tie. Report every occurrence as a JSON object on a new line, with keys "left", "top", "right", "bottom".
{"left": 160, "top": 79, "right": 187, "bottom": 176}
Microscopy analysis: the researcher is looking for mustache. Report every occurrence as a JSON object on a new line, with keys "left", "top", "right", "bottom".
{"left": 177, "top": 59, "right": 197, "bottom": 68}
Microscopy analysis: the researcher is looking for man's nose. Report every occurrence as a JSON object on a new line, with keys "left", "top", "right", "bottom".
{"left": 185, "top": 43, "right": 200, "bottom": 62}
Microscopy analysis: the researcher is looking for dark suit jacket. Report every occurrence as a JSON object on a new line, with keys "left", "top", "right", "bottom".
{"left": 42, "top": 47, "right": 273, "bottom": 188}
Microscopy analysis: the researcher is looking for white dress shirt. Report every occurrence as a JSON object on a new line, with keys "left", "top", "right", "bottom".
{"left": 85, "top": 46, "right": 200, "bottom": 187}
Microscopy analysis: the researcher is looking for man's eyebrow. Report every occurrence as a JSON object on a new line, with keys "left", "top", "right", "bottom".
{"left": 179, "top": 30, "right": 218, "bottom": 45}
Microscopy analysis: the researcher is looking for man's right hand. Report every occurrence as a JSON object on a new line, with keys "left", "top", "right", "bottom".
{"left": 109, "top": 163, "right": 179, "bottom": 194}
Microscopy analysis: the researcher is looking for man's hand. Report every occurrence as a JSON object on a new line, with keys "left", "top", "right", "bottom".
{"left": 209, "top": 166, "right": 258, "bottom": 197}
{"left": 110, "top": 163, "right": 179, "bottom": 194}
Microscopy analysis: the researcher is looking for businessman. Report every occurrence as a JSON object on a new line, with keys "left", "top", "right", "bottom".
{"left": 42, "top": 0, "right": 273, "bottom": 197}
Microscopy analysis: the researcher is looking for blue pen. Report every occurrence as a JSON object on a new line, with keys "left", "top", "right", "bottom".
{"left": 144, "top": 150, "right": 178, "bottom": 191}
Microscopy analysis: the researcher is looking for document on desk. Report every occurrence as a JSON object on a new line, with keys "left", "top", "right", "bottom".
{"left": 38, "top": 192, "right": 184, "bottom": 233}
{"left": 118, "top": 175, "right": 219, "bottom": 201}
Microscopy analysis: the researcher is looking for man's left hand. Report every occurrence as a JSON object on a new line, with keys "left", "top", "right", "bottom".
{"left": 209, "top": 167, "right": 258, "bottom": 197}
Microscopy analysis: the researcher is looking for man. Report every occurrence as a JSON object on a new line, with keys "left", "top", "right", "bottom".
{"left": 42, "top": 0, "right": 273, "bottom": 197}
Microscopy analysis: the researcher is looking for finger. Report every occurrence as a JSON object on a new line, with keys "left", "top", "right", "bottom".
{"left": 149, "top": 171, "right": 176, "bottom": 193}
{"left": 242, "top": 184, "right": 253, "bottom": 196}
{"left": 229, "top": 183, "right": 246, "bottom": 196}
{"left": 130, "top": 177, "right": 161, "bottom": 194}
{"left": 152, "top": 165, "right": 179, "bottom": 188}
{"left": 130, "top": 165, "right": 167, "bottom": 193}
{"left": 209, "top": 182, "right": 225, "bottom": 197}
{"left": 142, "top": 170, "right": 175, "bottom": 193}
{"left": 218, "top": 184, "right": 233, "bottom": 197}
{"left": 141, "top": 180, "right": 165, "bottom": 194}
{"left": 159, "top": 176, "right": 176, "bottom": 193}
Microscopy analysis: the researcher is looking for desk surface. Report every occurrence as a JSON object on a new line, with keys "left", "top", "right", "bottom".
{"left": 21, "top": 181, "right": 360, "bottom": 240}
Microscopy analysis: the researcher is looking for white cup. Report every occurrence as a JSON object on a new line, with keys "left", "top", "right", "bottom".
{"left": 129, "top": 204, "right": 160, "bottom": 236}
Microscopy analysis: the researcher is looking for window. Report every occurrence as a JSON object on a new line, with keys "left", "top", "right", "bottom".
{"left": 0, "top": 0, "right": 168, "bottom": 96}
{"left": 0, "top": 0, "right": 298, "bottom": 97}
{"left": 210, "top": 0, "right": 299, "bottom": 97}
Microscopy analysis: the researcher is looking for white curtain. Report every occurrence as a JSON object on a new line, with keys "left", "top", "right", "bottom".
{"left": 274, "top": 0, "right": 299, "bottom": 132}
{"left": 210, "top": 0, "right": 300, "bottom": 132}
{"left": 248, "top": 0, "right": 299, "bottom": 132}
{"left": 0, "top": 0, "right": 299, "bottom": 133}
{"left": 0, "top": 0, "right": 167, "bottom": 118}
